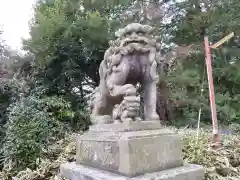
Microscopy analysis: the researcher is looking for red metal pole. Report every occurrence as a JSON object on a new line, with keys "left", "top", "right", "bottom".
{"left": 204, "top": 36, "right": 221, "bottom": 148}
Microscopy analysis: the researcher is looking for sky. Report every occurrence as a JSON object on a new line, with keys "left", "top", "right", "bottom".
{"left": 0, "top": 0, "right": 36, "bottom": 51}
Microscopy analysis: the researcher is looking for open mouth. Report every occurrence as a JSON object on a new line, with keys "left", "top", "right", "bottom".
{"left": 123, "top": 40, "right": 147, "bottom": 46}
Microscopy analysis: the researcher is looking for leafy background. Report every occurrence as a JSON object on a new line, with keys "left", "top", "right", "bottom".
{"left": 1, "top": 0, "right": 240, "bottom": 179}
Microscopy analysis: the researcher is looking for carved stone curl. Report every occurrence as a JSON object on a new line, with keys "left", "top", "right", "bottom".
{"left": 89, "top": 23, "right": 163, "bottom": 124}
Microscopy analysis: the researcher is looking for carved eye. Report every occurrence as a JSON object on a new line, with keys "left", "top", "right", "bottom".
{"left": 125, "top": 32, "right": 131, "bottom": 38}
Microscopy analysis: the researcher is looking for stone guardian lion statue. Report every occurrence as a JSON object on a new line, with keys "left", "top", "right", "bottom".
{"left": 89, "top": 23, "right": 163, "bottom": 124}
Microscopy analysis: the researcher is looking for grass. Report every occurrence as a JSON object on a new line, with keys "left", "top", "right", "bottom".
{"left": 179, "top": 128, "right": 240, "bottom": 180}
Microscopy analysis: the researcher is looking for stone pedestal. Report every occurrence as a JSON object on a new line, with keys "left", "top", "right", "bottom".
{"left": 61, "top": 163, "right": 204, "bottom": 180}
{"left": 60, "top": 121, "right": 204, "bottom": 180}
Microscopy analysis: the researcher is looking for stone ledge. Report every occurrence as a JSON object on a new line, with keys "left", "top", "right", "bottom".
{"left": 60, "top": 162, "right": 204, "bottom": 180}
{"left": 89, "top": 121, "right": 162, "bottom": 132}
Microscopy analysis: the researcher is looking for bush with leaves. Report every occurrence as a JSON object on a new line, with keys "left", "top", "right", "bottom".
{"left": 0, "top": 82, "right": 13, "bottom": 140}
{"left": 0, "top": 78, "right": 29, "bottom": 170}
{"left": 1, "top": 94, "right": 74, "bottom": 174}
{"left": 2, "top": 97, "right": 50, "bottom": 173}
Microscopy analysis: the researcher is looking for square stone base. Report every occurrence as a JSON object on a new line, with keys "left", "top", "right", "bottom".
{"left": 60, "top": 162, "right": 205, "bottom": 180}
{"left": 76, "top": 123, "right": 183, "bottom": 177}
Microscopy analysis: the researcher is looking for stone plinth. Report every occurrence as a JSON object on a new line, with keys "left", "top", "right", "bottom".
{"left": 76, "top": 122, "right": 183, "bottom": 177}
{"left": 61, "top": 162, "right": 204, "bottom": 180}
{"left": 60, "top": 121, "right": 204, "bottom": 180}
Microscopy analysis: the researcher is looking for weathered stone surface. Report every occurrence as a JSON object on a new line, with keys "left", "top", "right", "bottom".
{"left": 76, "top": 127, "right": 183, "bottom": 177}
{"left": 89, "top": 23, "right": 161, "bottom": 124}
{"left": 119, "top": 131, "right": 183, "bottom": 177}
{"left": 60, "top": 162, "right": 205, "bottom": 180}
{"left": 89, "top": 120, "right": 162, "bottom": 132}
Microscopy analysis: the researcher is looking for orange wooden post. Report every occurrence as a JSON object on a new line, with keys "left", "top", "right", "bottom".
{"left": 204, "top": 36, "right": 221, "bottom": 148}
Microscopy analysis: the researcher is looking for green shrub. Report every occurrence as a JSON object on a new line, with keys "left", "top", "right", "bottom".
{"left": 71, "top": 103, "right": 91, "bottom": 131}
{"left": 1, "top": 95, "right": 71, "bottom": 173}
{"left": 2, "top": 96, "right": 50, "bottom": 173}
{"left": 0, "top": 79, "right": 26, "bottom": 170}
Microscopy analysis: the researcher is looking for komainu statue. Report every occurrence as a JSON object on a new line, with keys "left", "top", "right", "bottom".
{"left": 89, "top": 23, "right": 163, "bottom": 124}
